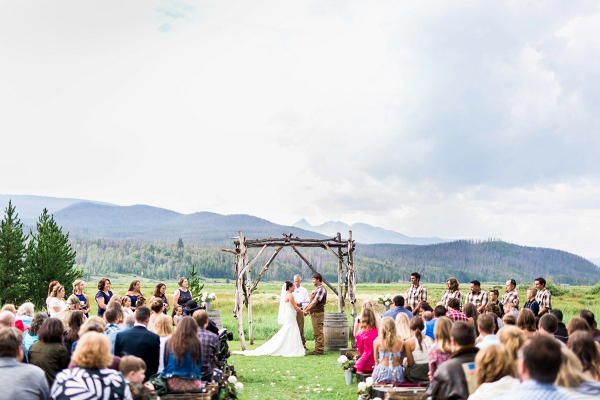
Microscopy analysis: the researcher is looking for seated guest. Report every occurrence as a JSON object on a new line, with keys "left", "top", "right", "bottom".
{"left": 568, "top": 331, "right": 600, "bottom": 381}
{"left": 485, "top": 303, "right": 503, "bottom": 332}
{"left": 497, "top": 325, "right": 526, "bottom": 361}
{"left": 395, "top": 313, "right": 412, "bottom": 340}
{"left": 16, "top": 302, "right": 35, "bottom": 326}
{"left": 428, "top": 317, "right": 453, "bottom": 381}
{"left": 149, "top": 298, "right": 164, "bottom": 330}
{"left": 121, "top": 296, "right": 134, "bottom": 317}
{"left": 522, "top": 288, "right": 539, "bottom": 317}
{"left": 53, "top": 332, "right": 131, "bottom": 399}
{"left": 503, "top": 300, "right": 519, "bottom": 320}
{"left": 502, "top": 314, "right": 517, "bottom": 326}
{"left": 0, "top": 310, "right": 15, "bottom": 328}
{"left": 476, "top": 314, "right": 500, "bottom": 349}
{"left": 468, "top": 345, "right": 520, "bottom": 400}
{"left": 63, "top": 310, "right": 85, "bottom": 358}
{"left": 384, "top": 295, "right": 413, "bottom": 321}
{"left": 464, "top": 303, "right": 479, "bottom": 337}
{"left": 372, "top": 317, "right": 407, "bottom": 383}
{"left": 426, "top": 321, "right": 479, "bottom": 399}
{"left": 551, "top": 309, "right": 569, "bottom": 344}
{"left": 517, "top": 308, "right": 537, "bottom": 340}
{"left": 23, "top": 312, "right": 47, "bottom": 362}
{"left": 488, "top": 289, "right": 504, "bottom": 316}
{"left": 538, "top": 313, "right": 566, "bottom": 347}
{"left": 404, "top": 316, "right": 433, "bottom": 383}
{"left": 568, "top": 317, "right": 592, "bottom": 335}
{"left": 161, "top": 316, "right": 203, "bottom": 391}
{"left": 55, "top": 295, "right": 81, "bottom": 328}
{"left": 496, "top": 335, "right": 570, "bottom": 400}
{"left": 119, "top": 355, "right": 158, "bottom": 400}
{"left": 0, "top": 327, "right": 50, "bottom": 400}
{"left": 154, "top": 315, "right": 173, "bottom": 374}
{"left": 354, "top": 308, "right": 379, "bottom": 375}
{"left": 107, "top": 300, "right": 125, "bottom": 327}
{"left": 353, "top": 300, "right": 381, "bottom": 337}
{"left": 446, "top": 298, "right": 469, "bottom": 322}
{"left": 28, "top": 318, "right": 70, "bottom": 387}
{"left": 191, "top": 311, "right": 218, "bottom": 381}
{"left": 1, "top": 304, "right": 16, "bottom": 314}
{"left": 104, "top": 309, "right": 121, "bottom": 353}
{"left": 413, "top": 302, "right": 433, "bottom": 318}
{"left": 580, "top": 310, "right": 600, "bottom": 342}
{"left": 68, "top": 323, "right": 121, "bottom": 371}
{"left": 556, "top": 347, "right": 600, "bottom": 398}
{"left": 426, "top": 305, "right": 447, "bottom": 341}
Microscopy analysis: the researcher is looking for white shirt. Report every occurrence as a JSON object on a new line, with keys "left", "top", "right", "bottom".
{"left": 292, "top": 285, "right": 310, "bottom": 309}
{"left": 48, "top": 298, "right": 67, "bottom": 317}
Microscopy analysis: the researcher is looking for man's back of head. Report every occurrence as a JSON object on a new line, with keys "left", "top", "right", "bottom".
{"left": 447, "top": 298, "right": 461, "bottom": 311}
{"left": 0, "top": 310, "right": 15, "bottom": 328}
{"left": 539, "top": 313, "right": 558, "bottom": 334}
{"left": 193, "top": 310, "right": 209, "bottom": 328}
{"left": 0, "top": 327, "right": 22, "bottom": 358}
{"left": 434, "top": 305, "right": 447, "bottom": 318}
{"left": 550, "top": 309, "right": 564, "bottom": 323}
{"left": 135, "top": 306, "right": 151, "bottom": 324}
{"left": 579, "top": 310, "right": 596, "bottom": 329}
{"left": 451, "top": 321, "right": 475, "bottom": 347}
{"left": 522, "top": 334, "right": 562, "bottom": 383}
{"left": 105, "top": 309, "right": 119, "bottom": 325}
{"left": 393, "top": 295, "right": 405, "bottom": 307}
{"left": 477, "top": 314, "right": 495, "bottom": 335}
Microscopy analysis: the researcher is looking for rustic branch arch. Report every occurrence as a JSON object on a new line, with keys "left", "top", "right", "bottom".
{"left": 222, "top": 231, "right": 356, "bottom": 350}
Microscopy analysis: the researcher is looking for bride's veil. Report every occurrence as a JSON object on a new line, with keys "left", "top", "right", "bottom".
{"left": 277, "top": 282, "right": 287, "bottom": 324}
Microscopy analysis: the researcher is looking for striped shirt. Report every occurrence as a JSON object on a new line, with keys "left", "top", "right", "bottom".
{"left": 535, "top": 289, "right": 552, "bottom": 311}
{"left": 441, "top": 290, "right": 462, "bottom": 309}
{"left": 406, "top": 285, "right": 428, "bottom": 310}
{"left": 501, "top": 290, "right": 519, "bottom": 306}
{"left": 465, "top": 290, "right": 489, "bottom": 309}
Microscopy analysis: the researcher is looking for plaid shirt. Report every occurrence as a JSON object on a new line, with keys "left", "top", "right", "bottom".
{"left": 446, "top": 309, "right": 469, "bottom": 322}
{"left": 197, "top": 326, "right": 219, "bottom": 378}
{"left": 465, "top": 290, "right": 488, "bottom": 309}
{"left": 312, "top": 285, "right": 326, "bottom": 302}
{"left": 501, "top": 289, "right": 519, "bottom": 306}
{"left": 406, "top": 285, "right": 428, "bottom": 310}
{"left": 535, "top": 289, "right": 552, "bottom": 311}
{"left": 441, "top": 290, "right": 462, "bottom": 309}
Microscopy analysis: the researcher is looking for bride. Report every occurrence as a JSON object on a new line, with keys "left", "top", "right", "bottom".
{"left": 233, "top": 280, "right": 305, "bottom": 357}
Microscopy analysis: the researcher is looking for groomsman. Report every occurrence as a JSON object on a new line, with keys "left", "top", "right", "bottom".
{"left": 465, "top": 280, "right": 488, "bottom": 313}
{"left": 501, "top": 279, "right": 519, "bottom": 307}
{"left": 292, "top": 274, "right": 310, "bottom": 350}
{"left": 304, "top": 273, "right": 327, "bottom": 355}
{"left": 406, "top": 272, "right": 427, "bottom": 310}
{"left": 534, "top": 277, "right": 552, "bottom": 316}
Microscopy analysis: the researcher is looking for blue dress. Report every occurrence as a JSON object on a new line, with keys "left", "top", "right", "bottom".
{"left": 129, "top": 295, "right": 139, "bottom": 308}
{"left": 372, "top": 350, "right": 404, "bottom": 383}
{"left": 95, "top": 290, "right": 113, "bottom": 317}
{"left": 74, "top": 293, "right": 89, "bottom": 317}
{"left": 176, "top": 289, "right": 192, "bottom": 307}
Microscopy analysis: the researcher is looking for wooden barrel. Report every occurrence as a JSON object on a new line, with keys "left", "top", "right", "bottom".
{"left": 208, "top": 311, "right": 223, "bottom": 330}
{"left": 324, "top": 313, "right": 349, "bottom": 351}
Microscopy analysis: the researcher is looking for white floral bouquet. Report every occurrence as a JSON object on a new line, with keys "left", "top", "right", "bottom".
{"left": 201, "top": 292, "right": 217, "bottom": 302}
{"left": 376, "top": 294, "right": 393, "bottom": 306}
{"left": 221, "top": 375, "right": 244, "bottom": 399}
{"left": 357, "top": 377, "right": 374, "bottom": 399}
{"left": 337, "top": 355, "right": 354, "bottom": 370}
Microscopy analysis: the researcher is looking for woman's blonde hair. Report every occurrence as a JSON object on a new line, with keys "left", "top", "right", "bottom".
{"left": 475, "top": 345, "right": 517, "bottom": 387}
{"left": 394, "top": 313, "right": 411, "bottom": 340}
{"left": 154, "top": 314, "right": 173, "bottom": 337}
{"left": 71, "top": 331, "right": 113, "bottom": 368}
{"left": 433, "top": 317, "right": 453, "bottom": 353}
{"left": 82, "top": 316, "right": 107, "bottom": 330}
{"left": 1, "top": 304, "right": 16, "bottom": 314}
{"left": 16, "top": 302, "right": 34, "bottom": 317}
{"left": 379, "top": 317, "right": 397, "bottom": 351}
{"left": 360, "top": 308, "right": 377, "bottom": 331}
{"left": 362, "top": 300, "right": 374, "bottom": 311}
{"left": 498, "top": 325, "right": 526, "bottom": 360}
{"left": 556, "top": 347, "right": 588, "bottom": 388}
{"left": 72, "top": 279, "right": 84, "bottom": 293}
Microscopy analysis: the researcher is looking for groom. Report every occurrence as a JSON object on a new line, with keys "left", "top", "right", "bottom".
{"left": 304, "top": 273, "right": 327, "bottom": 355}
{"left": 292, "top": 274, "right": 310, "bottom": 350}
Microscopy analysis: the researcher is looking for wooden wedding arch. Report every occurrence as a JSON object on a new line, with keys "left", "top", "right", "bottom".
{"left": 222, "top": 231, "right": 356, "bottom": 350}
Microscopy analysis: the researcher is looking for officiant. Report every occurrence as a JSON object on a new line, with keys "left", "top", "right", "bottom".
{"left": 292, "top": 274, "right": 310, "bottom": 350}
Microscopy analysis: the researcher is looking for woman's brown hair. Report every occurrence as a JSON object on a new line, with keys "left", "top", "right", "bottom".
{"left": 446, "top": 277, "right": 459, "bottom": 291}
{"left": 359, "top": 308, "right": 377, "bottom": 331}
{"left": 166, "top": 316, "right": 201, "bottom": 364}
{"left": 153, "top": 282, "right": 166, "bottom": 297}
{"left": 567, "top": 317, "right": 591, "bottom": 336}
{"left": 71, "top": 331, "right": 113, "bottom": 368}
{"left": 66, "top": 311, "right": 86, "bottom": 343}
{"left": 517, "top": 308, "right": 537, "bottom": 332}
{"left": 47, "top": 281, "right": 59, "bottom": 296}
{"left": 128, "top": 280, "right": 141, "bottom": 293}
{"left": 475, "top": 345, "right": 517, "bottom": 387}
{"left": 97, "top": 278, "right": 111, "bottom": 291}
{"left": 410, "top": 315, "right": 426, "bottom": 351}
{"left": 38, "top": 318, "right": 64, "bottom": 343}
{"left": 151, "top": 298, "right": 164, "bottom": 313}
{"left": 567, "top": 331, "right": 600, "bottom": 380}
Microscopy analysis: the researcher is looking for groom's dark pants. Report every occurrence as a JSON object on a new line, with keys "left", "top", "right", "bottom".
{"left": 310, "top": 312, "right": 325, "bottom": 354}
{"left": 296, "top": 309, "right": 307, "bottom": 348}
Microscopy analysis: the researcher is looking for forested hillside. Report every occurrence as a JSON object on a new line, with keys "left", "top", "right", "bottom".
{"left": 72, "top": 238, "right": 600, "bottom": 285}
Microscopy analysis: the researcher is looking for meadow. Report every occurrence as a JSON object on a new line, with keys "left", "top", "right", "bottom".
{"left": 80, "top": 278, "right": 600, "bottom": 399}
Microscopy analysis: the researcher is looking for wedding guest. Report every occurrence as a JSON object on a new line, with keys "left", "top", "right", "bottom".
{"left": 568, "top": 331, "right": 600, "bottom": 381}
{"left": 105, "top": 309, "right": 121, "bottom": 353}
{"left": 161, "top": 316, "right": 203, "bottom": 391}
{"left": 0, "top": 310, "right": 15, "bottom": 328}
{"left": 121, "top": 296, "right": 134, "bottom": 317}
{"left": 23, "top": 312, "right": 47, "bottom": 362}
{"left": 406, "top": 272, "right": 428, "bottom": 310}
{"left": 534, "top": 277, "right": 551, "bottom": 316}
{"left": 16, "top": 302, "right": 34, "bottom": 326}
{"left": 153, "top": 315, "right": 173, "bottom": 374}
{"left": 192, "top": 310, "right": 218, "bottom": 381}
{"left": 413, "top": 302, "right": 433, "bottom": 318}
{"left": 522, "top": 288, "right": 539, "bottom": 317}
{"left": 464, "top": 303, "right": 479, "bottom": 336}
{"left": 150, "top": 282, "right": 170, "bottom": 313}
{"left": 95, "top": 278, "right": 113, "bottom": 318}
{"left": 69, "top": 322, "right": 121, "bottom": 371}
{"left": 304, "top": 273, "right": 327, "bottom": 355}
{"left": 72, "top": 279, "right": 90, "bottom": 316}
{"left": 395, "top": 313, "right": 412, "bottom": 340}
{"left": 149, "top": 298, "right": 164, "bottom": 330}
{"left": 107, "top": 299, "right": 125, "bottom": 326}
{"left": 498, "top": 325, "right": 526, "bottom": 361}
{"left": 468, "top": 345, "right": 519, "bottom": 400}
{"left": 292, "top": 274, "right": 310, "bottom": 349}
{"left": 372, "top": 317, "right": 407, "bottom": 383}
{"left": 441, "top": 277, "right": 462, "bottom": 310}
{"left": 425, "top": 305, "right": 446, "bottom": 340}
{"left": 45, "top": 281, "right": 59, "bottom": 314}
{"left": 172, "top": 277, "right": 192, "bottom": 309}
{"left": 579, "top": 310, "right": 600, "bottom": 341}
{"left": 503, "top": 300, "right": 519, "bottom": 320}
{"left": 119, "top": 355, "right": 157, "bottom": 400}
{"left": 476, "top": 314, "right": 500, "bottom": 350}
{"left": 502, "top": 314, "right": 517, "bottom": 326}
{"left": 354, "top": 300, "right": 381, "bottom": 337}
{"left": 384, "top": 295, "right": 413, "bottom": 320}
{"left": 465, "top": 280, "right": 488, "bottom": 313}
{"left": 55, "top": 295, "right": 81, "bottom": 328}
{"left": 517, "top": 308, "right": 537, "bottom": 340}
{"left": 567, "top": 317, "right": 592, "bottom": 336}
{"left": 0, "top": 328, "right": 50, "bottom": 400}
{"left": 501, "top": 279, "right": 519, "bottom": 309}
{"left": 485, "top": 303, "right": 503, "bottom": 333}
{"left": 64, "top": 310, "right": 85, "bottom": 358}
{"left": 446, "top": 298, "right": 469, "bottom": 322}
{"left": 551, "top": 309, "right": 569, "bottom": 344}
{"left": 355, "top": 308, "right": 378, "bottom": 375}
{"left": 556, "top": 347, "right": 600, "bottom": 398}
{"left": 28, "top": 317, "right": 70, "bottom": 387}
{"left": 172, "top": 305, "right": 183, "bottom": 327}
{"left": 538, "top": 313, "right": 566, "bottom": 347}
{"left": 48, "top": 284, "right": 67, "bottom": 317}
{"left": 136, "top": 296, "right": 147, "bottom": 309}
{"left": 404, "top": 316, "right": 433, "bottom": 383}
{"left": 126, "top": 280, "right": 143, "bottom": 311}
{"left": 488, "top": 289, "right": 504, "bottom": 315}
{"left": 428, "top": 317, "right": 453, "bottom": 381}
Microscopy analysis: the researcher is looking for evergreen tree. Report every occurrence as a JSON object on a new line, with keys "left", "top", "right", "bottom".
{"left": 0, "top": 201, "right": 28, "bottom": 304}
{"left": 25, "top": 208, "right": 82, "bottom": 309}
{"left": 177, "top": 238, "right": 184, "bottom": 249}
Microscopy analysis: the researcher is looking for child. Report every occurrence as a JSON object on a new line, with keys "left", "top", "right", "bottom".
{"left": 119, "top": 355, "right": 157, "bottom": 400}
{"left": 171, "top": 305, "right": 183, "bottom": 327}
{"left": 136, "top": 296, "right": 147, "bottom": 309}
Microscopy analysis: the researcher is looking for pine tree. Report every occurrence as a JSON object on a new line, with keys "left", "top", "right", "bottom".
{"left": 0, "top": 200, "right": 28, "bottom": 304}
{"left": 25, "top": 208, "right": 82, "bottom": 309}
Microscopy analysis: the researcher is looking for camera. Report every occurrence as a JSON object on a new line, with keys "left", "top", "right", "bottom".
{"left": 214, "top": 328, "right": 235, "bottom": 377}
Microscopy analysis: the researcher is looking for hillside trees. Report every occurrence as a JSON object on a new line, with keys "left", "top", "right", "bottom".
{"left": 0, "top": 201, "right": 28, "bottom": 304}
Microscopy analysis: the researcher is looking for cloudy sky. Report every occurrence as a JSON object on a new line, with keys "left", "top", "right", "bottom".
{"left": 1, "top": 1, "right": 599, "bottom": 259}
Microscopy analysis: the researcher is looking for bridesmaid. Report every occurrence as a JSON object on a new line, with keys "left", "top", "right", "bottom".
{"left": 48, "top": 285, "right": 67, "bottom": 317}
{"left": 151, "top": 282, "right": 170, "bottom": 313}
{"left": 172, "top": 277, "right": 192, "bottom": 308}
{"left": 125, "top": 280, "right": 143, "bottom": 311}
{"left": 95, "top": 278, "right": 113, "bottom": 318}
{"left": 72, "top": 279, "right": 90, "bottom": 317}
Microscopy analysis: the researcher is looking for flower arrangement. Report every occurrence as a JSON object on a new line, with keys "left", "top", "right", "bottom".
{"left": 202, "top": 292, "right": 217, "bottom": 302}
{"left": 220, "top": 375, "right": 244, "bottom": 399}
{"left": 337, "top": 355, "right": 355, "bottom": 370}
{"left": 357, "top": 377, "right": 374, "bottom": 399}
{"left": 376, "top": 294, "right": 393, "bottom": 307}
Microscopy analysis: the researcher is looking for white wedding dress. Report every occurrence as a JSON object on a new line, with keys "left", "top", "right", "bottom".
{"left": 233, "top": 302, "right": 305, "bottom": 357}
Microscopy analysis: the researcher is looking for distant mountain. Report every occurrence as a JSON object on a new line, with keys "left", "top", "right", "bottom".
{"left": 293, "top": 219, "right": 447, "bottom": 245}
{"left": 589, "top": 258, "right": 600, "bottom": 267}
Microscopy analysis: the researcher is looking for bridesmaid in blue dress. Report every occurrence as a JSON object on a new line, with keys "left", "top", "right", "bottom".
{"left": 173, "top": 277, "right": 192, "bottom": 308}
{"left": 95, "top": 277, "right": 113, "bottom": 317}
{"left": 72, "top": 279, "right": 90, "bottom": 317}
{"left": 126, "top": 279, "right": 143, "bottom": 311}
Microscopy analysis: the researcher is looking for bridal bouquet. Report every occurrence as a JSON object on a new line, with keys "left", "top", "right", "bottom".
{"left": 337, "top": 355, "right": 354, "bottom": 370}
{"left": 201, "top": 292, "right": 217, "bottom": 302}
{"left": 357, "top": 377, "right": 375, "bottom": 399}
{"left": 376, "top": 294, "right": 393, "bottom": 307}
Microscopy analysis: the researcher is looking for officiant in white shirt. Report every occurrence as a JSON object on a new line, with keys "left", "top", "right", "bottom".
{"left": 292, "top": 274, "right": 310, "bottom": 350}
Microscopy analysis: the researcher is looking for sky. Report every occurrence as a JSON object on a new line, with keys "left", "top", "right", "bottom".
{"left": 1, "top": 1, "right": 599, "bottom": 259}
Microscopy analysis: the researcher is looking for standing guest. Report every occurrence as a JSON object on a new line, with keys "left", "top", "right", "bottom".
{"left": 121, "top": 296, "right": 134, "bottom": 317}
{"left": 476, "top": 314, "right": 500, "bottom": 350}
{"left": 465, "top": 280, "right": 488, "bottom": 313}
{"left": 425, "top": 305, "right": 446, "bottom": 341}
{"left": 556, "top": 347, "right": 600, "bottom": 398}
{"left": 126, "top": 280, "right": 143, "bottom": 312}
{"left": 522, "top": 288, "right": 539, "bottom": 317}
{"left": 501, "top": 279, "right": 519, "bottom": 309}
{"left": 517, "top": 308, "right": 537, "bottom": 340}
{"left": 372, "top": 317, "right": 408, "bottom": 383}
{"left": 488, "top": 289, "right": 504, "bottom": 316}
{"left": 0, "top": 328, "right": 50, "bottom": 400}
{"left": 192, "top": 310, "right": 219, "bottom": 381}
{"left": 303, "top": 273, "right": 327, "bottom": 355}
{"left": 16, "top": 302, "right": 35, "bottom": 326}
{"left": 384, "top": 295, "right": 413, "bottom": 321}
{"left": 497, "top": 325, "right": 527, "bottom": 362}
{"left": 161, "top": 317, "right": 203, "bottom": 391}
{"left": 446, "top": 298, "right": 469, "bottom": 322}
{"left": 354, "top": 308, "right": 378, "bottom": 375}
{"left": 485, "top": 303, "right": 504, "bottom": 332}
{"left": 534, "top": 277, "right": 552, "bottom": 316}
{"left": 23, "top": 312, "right": 48, "bottom": 362}
{"left": 395, "top": 313, "right": 412, "bottom": 340}
{"left": 172, "top": 277, "right": 192, "bottom": 309}
{"left": 114, "top": 306, "right": 160, "bottom": 381}
{"left": 53, "top": 331, "right": 132, "bottom": 400}
{"left": 428, "top": 317, "right": 453, "bottom": 381}
{"left": 496, "top": 335, "right": 571, "bottom": 400}
{"left": 579, "top": 310, "right": 600, "bottom": 341}
{"left": 150, "top": 282, "right": 170, "bottom": 313}
{"left": 406, "top": 272, "right": 428, "bottom": 311}
{"left": 64, "top": 310, "right": 85, "bottom": 358}
{"left": 104, "top": 309, "right": 121, "bottom": 354}
{"left": 292, "top": 274, "right": 310, "bottom": 350}
{"left": 28, "top": 318, "right": 70, "bottom": 387}
{"left": 172, "top": 306, "right": 183, "bottom": 327}
{"left": 354, "top": 300, "right": 381, "bottom": 337}
{"left": 426, "top": 321, "right": 479, "bottom": 399}
{"left": 551, "top": 309, "right": 569, "bottom": 344}
{"left": 404, "top": 316, "right": 434, "bottom": 383}
{"left": 72, "top": 279, "right": 90, "bottom": 317}
{"left": 468, "top": 345, "right": 520, "bottom": 400}
{"left": 154, "top": 314, "right": 173, "bottom": 374}
{"left": 119, "top": 356, "right": 157, "bottom": 400}
{"left": 48, "top": 285, "right": 67, "bottom": 317}
{"left": 95, "top": 278, "right": 113, "bottom": 318}
{"left": 441, "top": 277, "right": 462, "bottom": 310}
{"left": 45, "top": 281, "right": 59, "bottom": 314}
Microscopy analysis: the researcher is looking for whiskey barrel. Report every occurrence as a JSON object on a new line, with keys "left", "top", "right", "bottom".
{"left": 324, "top": 313, "right": 349, "bottom": 351}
